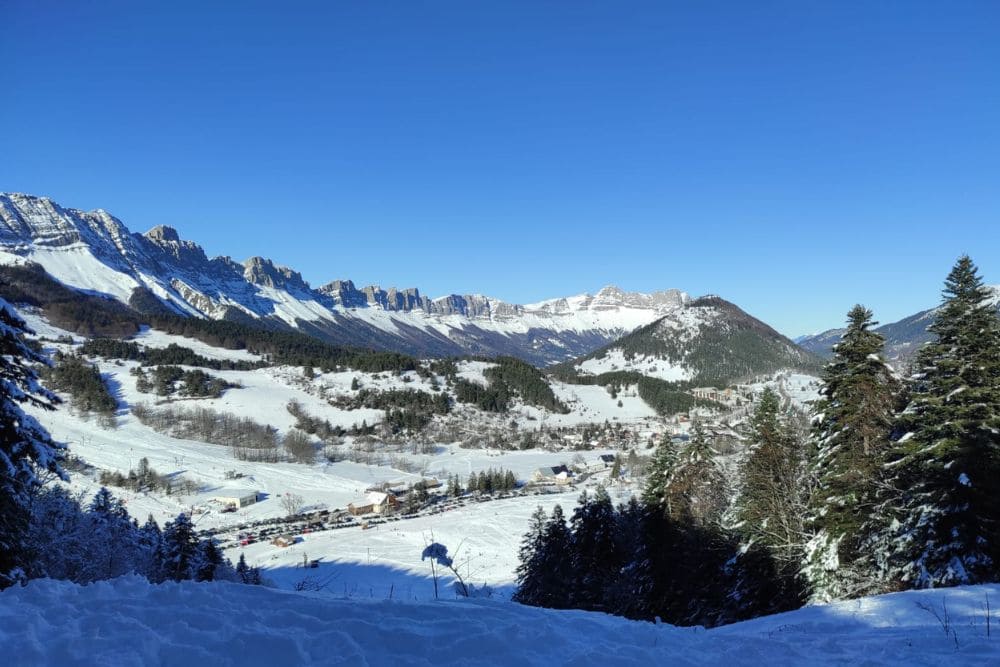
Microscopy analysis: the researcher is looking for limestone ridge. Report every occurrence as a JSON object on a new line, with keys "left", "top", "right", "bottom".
{"left": 0, "top": 192, "right": 755, "bottom": 365}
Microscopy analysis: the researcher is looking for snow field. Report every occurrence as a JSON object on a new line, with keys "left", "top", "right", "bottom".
{"left": 131, "top": 327, "right": 263, "bottom": 362}
{"left": 2, "top": 577, "right": 999, "bottom": 666}
{"left": 576, "top": 348, "right": 694, "bottom": 382}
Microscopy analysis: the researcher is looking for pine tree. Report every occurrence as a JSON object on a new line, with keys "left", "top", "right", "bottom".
{"left": 137, "top": 514, "right": 162, "bottom": 576}
{"left": 568, "top": 487, "right": 617, "bottom": 610}
{"left": 605, "top": 497, "right": 654, "bottom": 620}
{"left": 804, "top": 305, "right": 900, "bottom": 602}
{"left": 666, "top": 420, "right": 727, "bottom": 525}
{"left": 157, "top": 513, "right": 200, "bottom": 582}
{"left": 236, "top": 553, "right": 251, "bottom": 583}
{"left": 0, "top": 299, "right": 65, "bottom": 587}
{"left": 24, "top": 486, "right": 89, "bottom": 581}
{"left": 89, "top": 486, "right": 128, "bottom": 518}
{"left": 194, "top": 540, "right": 225, "bottom": 582}
{"left": 641, "top": 431, "right": 680, "bottom": 514}
{"left": 512, "top": 506, "right": 548, "bottom": 605}
{"left": 86, "top": 487, "right": 140, "bottom": 581}
{"left": 730, "top": 387, "right": 807, "bottom": 607}
{"left": 525, "top": 504, "right": 573, "bottom": 609}
{"left": 874, "top": 256, "right": 1000, "bottom": 589}
{"left": 235, "top": 552, "right": 262, "bottom": 585}
{"left": 504, "top": 469, "right": 517, "bottom": 491}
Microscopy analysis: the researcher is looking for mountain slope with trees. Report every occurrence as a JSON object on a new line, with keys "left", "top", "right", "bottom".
{"left": 563, "top": 295, "right": 822, "bottom": 387}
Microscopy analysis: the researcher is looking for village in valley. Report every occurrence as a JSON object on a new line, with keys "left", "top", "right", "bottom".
{"left": 157, "top": 364, "right": 820, "bottom": 572}
{"left": 5, "top": 295, "right": 818, "bottom": 589}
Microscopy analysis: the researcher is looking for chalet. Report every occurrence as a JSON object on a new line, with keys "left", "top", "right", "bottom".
{"left": 368, "top": 491, "right": 400, "bottom": 514}
{"left": 271, "top": 535, "right": 296, "bottom": 548}
{"left": 348, "top": 491, "right": 400, "bottom": 516}
{"left": 347, "top": 502, "right": 374, "bottom": 516}
{"left": 588, "top": 454, "right": 617, "bottom": 471}
{"left": 212, "top": 489, "right": 259, "bottom": 509}
{"left": 531, "top": 465, "right": 573, "bottom": 485}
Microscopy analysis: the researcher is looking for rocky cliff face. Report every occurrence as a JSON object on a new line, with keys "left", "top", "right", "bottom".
{"left": 0, "top": 192, "right": 705, "bottom": 364}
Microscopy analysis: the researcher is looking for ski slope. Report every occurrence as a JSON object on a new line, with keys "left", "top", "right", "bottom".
{"left": 2, "top": 576, "right": 998, "bottom": 666}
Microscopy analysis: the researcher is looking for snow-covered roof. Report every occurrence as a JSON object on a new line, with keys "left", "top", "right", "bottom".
{"left": 366, "top": 491, "right": 390, "bottom": 505}
{"left": 212, "top": 488, "right": 258, "bottom": 499}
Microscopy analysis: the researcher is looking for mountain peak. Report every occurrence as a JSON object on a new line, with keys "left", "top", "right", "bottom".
{"left": 595, "top": 284, "right": 626, "bottom": 297}
{"left": 242, "top": 256, "right": 310, "bottom": 292}
{"left": 144, "top": 225, "right": 181, "bottom": 243}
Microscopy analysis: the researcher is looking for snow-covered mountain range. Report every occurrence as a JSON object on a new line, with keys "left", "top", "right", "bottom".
{"left": 0, "top": 193, "right": 688, "bottom": 365}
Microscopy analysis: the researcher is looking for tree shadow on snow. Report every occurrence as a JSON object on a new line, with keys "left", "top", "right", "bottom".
{"left": 259, "top": 559, "right": 513, "bottom": 602}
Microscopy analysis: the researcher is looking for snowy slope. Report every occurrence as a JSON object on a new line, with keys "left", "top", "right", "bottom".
{"left": 2, "top": 576, "right": 999, "bottom": 666}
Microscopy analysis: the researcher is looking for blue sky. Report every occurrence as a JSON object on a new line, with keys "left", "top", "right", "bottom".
{"left": 2, "top": 2, "right": 999, "bottom": 336}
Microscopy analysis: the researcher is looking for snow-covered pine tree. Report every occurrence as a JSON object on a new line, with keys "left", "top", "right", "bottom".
{"left": 86, "top": 487, "right": 142, "bottom": 582}
{"left": 804, "top": 305, "right": 901, "bottom": 602}
{"left": 25, "top": 486, "right": 88, "bottom": 581}
{"left": 512, "top": 506, "right": 548, "bottom": 606}
{"left": 156, "top": 513, "right": 200, "bottom": 582}
{"left": 873, "top": 256, "right": 1000, "bottom": 589}
{"left": 666, "top": 420, "right": 727, "bottom": 525}
{"left": 136, "top": 514, "right": 162, "bottom": 577}
{"left": 0, "top": 298, "right": 65, "bottom": 587}
{"left": 729, "top": 387, "right": 808, "bottom": 608}
{"left": 641, "top": 431, "right": 680, "bottom": 514}
{"left": 194, "top": 540, "right": 225, "bottom": 582}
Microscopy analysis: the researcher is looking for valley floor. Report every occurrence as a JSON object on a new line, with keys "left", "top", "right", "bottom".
{"left": 2, "top": 576, "right": 999, "bottom": 666}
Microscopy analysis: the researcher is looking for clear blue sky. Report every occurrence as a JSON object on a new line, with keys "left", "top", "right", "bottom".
{"left": 3, "top": 2, "right": 999, "bottom": 336}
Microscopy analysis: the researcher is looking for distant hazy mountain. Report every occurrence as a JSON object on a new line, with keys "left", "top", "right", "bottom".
{"left": 0, "top": 192, "right": 691, "bottom": 365}
{"left": 797, "top": 288, "right": 1000, "bottom": 366}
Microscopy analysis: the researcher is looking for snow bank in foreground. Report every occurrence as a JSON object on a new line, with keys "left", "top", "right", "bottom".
{"left": 3, "top": 579, "right": 1000, "bottom": 666}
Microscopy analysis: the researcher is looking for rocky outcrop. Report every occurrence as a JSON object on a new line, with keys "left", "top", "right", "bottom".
{"left": 242, "top": 256, "right": 311, "bottom": 293}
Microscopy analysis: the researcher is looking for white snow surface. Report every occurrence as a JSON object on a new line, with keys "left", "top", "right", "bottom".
{"left": 131, "top": 326, "right": 263, "bottom": 362}
{"left": 576, "top": 349, "right": 694, "bottom": 382}
{"left": 2, "top": 576, "right": 999, "bottom": 666}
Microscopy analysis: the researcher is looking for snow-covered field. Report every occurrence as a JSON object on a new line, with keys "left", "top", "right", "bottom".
{"left": 576, "top": 348, "right": 694, "bottom": 382}
{"left": 3, "top": 576, "right": 999, "bottom": 666}
{"left": 131, "top": 326, "right": 263, "bottom": 362}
